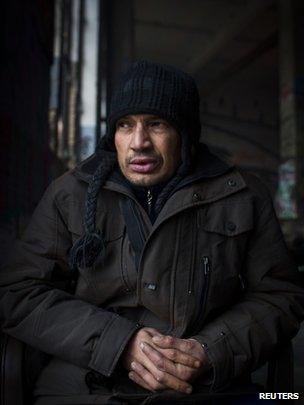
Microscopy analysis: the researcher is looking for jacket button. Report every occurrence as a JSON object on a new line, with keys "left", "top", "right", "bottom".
{"left": 193, "top": 193, "right": 201, "bottom": 202}
{"left": 220, "top": 331, "right": 226, "bottom": 336}
{"left": 226, "top": 221, "right": 236, "bottom": 232}
{"left": 228, "top": 179, "right": 237, "bottom": 187}
{"left": 201, "top": 342, "right": 208, "bottom": 348}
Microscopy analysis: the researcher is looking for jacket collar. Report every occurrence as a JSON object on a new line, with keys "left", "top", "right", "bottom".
{"left": 72, "top": 143, "right": 246, "bottom": 227}
{"left": 152, "top": 169, "right": 246, "bottom": 228}
{"left": 72, "top": 153, "right": 101, "bottom": 183}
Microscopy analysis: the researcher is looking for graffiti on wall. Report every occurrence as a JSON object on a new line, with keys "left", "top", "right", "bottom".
{"left": 275, "top": 159, "right": 297, "bottom": 219}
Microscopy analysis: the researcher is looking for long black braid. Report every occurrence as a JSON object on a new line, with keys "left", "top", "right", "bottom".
{"left": 69, "top": 149, "right": 117, "bottom": 271}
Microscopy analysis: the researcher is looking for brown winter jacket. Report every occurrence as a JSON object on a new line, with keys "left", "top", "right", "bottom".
{"left": 0, "top": 145, "right": 303, "bottom": 398}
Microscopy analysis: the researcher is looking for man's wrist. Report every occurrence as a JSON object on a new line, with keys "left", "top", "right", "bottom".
{"left": 189, "top": 337, "right": 213, "bottom": 372}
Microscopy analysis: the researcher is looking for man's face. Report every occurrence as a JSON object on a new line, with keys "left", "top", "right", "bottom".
{"left": 114, "top": 114, "right": 181, "bottom": 187}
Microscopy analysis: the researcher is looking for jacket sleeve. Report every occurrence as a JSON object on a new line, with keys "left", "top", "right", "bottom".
{"left": 191, "top": 188, "right": 304, "bottom": 392}
{"left": 0, "top": 180, "right": 140, "bottom": 377}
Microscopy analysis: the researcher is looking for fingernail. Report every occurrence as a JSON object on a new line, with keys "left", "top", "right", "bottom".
{"left": 129, "top": 372, "right": 134, "bottom": 379}
{"left": 186, "top": 387, "right": 192, "bottom": 394}
{"left": 152, "top": 336, "right": 161, "bottom": 342}
{"left": 131, "top": 362, "right": 136, "bottom": 370}
{"left": 195, "top": 361, "right": 201, "bottom": 368}
{"left": 140, "top": 342, "right": 145, "bottom": 350}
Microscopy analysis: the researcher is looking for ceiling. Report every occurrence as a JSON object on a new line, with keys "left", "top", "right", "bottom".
{"left": 134, "top": 0, "right": 278, "bottom": 101}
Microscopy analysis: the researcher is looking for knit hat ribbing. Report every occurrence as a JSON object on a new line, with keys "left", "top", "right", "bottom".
{"left": 104, "top": 60, "right": 201, "bottom": 150}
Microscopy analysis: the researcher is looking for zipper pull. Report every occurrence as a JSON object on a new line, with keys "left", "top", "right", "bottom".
{"left": 203, "top": 256, "right": 210, "bottom": 274}
{"left": 238, "top": 273, "right": 245, "bottom": 290}
{"left": 147, "top": 190, "right": 153, "bottom": 215}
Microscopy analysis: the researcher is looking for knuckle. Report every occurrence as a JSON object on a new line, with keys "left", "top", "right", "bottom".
{"left": 168, "top": 349, "right": 176, "bottom": 360}
{"left": 176, "top": 382, "right": 183, "bottom": 392}
{"left": 129, "top": 372, "right": 137, "bottom": 381}
{"left": 138, "top": 329, "right": 148, "bottom": 338}
{"left": 184, "top": 340, "right": 193, "bottom": 351}
{"left": 179, "top": 369, "right": 187, "bottom": 380}
{"left": 155, "top": 371, "right": 165, "bottom": 383}
{"left": 153, "top": 379, "right": 163, "bottom": 390}
{"left": 178, "top": 382, "right": 188, "bottom": 393}
{"left": 151, "top": 380, "right": 161, "bottom": 390}
{"left": 139, "top": 368, "right": 148, "bottom": 378}
{"left": 185, "top": 357, "right": 193, "bottom": 367}
{"left": 165, "top": 336, "right": 174, "bottom": 345}
{"left": 155, "top": 358, "right": 164, "bottom": 370}
{"left": 136, "top": 332, "right": 144, "bottom": 341}
{"left": 181, "top": 369, "right": 192, "bottom": 381}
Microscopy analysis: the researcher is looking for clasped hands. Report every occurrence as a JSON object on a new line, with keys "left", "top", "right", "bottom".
{"left": 122, "top": 327, "right": 210, "bottom": 394}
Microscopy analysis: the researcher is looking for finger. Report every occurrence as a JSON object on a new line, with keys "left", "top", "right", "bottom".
{"left": 133, "top": 357, "right": 193, "bottom": 395}
{"left": 144, "top": 327, "right": 164, "bottom": 338}
{"left": 149, "top": 345, "right": 201, "bottom": 369}
{"left": 130, "top": 361, "right": 166, "bottom": 391}
{"left": 129, "top": 371, "right": 154, "bottom": 391}
{"left": 141, "top": 342, "right": 197, "bottom": 381}
{"left": 152, "top": 335, "right": 200, "bottom": 359}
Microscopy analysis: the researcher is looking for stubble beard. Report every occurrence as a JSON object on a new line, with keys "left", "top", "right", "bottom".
{"left": 121, "top": 153, "right": 164, "bottom": 187}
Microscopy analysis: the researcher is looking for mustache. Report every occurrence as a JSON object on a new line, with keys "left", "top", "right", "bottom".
{"left": 126, "top": 152, "right": 162, "bottom": 164}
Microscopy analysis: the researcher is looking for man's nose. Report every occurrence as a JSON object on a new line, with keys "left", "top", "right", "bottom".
{"left": 130, "top": 123, "right": 152, "bottom": 150}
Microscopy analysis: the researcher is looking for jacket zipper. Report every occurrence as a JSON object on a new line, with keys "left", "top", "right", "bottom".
{"left": 238, "top": 273, "right": 245, "bottom": 291}
{"left": 187, "top": 212, "right": 198, "bottom": 295}
{"left": 192, "top": 256, "right": 211, "bottom": 332}
{"left": 129, "top": 202, "right": 147, "bottom": 249}
{"left": 147, "top": 190, "right": 153, "bottom": 216}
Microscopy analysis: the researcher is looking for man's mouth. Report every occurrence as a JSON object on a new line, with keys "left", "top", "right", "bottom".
{"left": 129, "top": 157, "right": 159, "bottom": 174}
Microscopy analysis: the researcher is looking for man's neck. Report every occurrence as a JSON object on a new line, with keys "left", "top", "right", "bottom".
{"left": 124, "top": 178, "right": 167, "bottom": 223}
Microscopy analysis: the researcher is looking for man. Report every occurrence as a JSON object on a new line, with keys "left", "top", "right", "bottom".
{"left": 0, "top": 60, "right": 303, "bottom": 404}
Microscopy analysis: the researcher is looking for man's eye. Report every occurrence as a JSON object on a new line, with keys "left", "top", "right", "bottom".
{"left": 149, "top": 121, "right": 166, "bottom": 128}
{"left": 117, "top": 121, "right": 131, "bottom": 129}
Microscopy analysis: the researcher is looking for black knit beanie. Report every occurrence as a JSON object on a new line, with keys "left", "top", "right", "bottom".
{"left": 104, "top": 60, "right": 201, "bottom": 158}
{"left": 69, "top": 60, "right": 201, "bottom": 271}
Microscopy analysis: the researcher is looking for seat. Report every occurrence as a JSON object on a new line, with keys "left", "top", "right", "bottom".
{"left": 0, "top": 330, "right": 294, "bottom": 405}
{"left": 0, "top": 332, "right": 24, "bottom": 405}
{"left": 0, "top": 332, "right": 50, "bottom": 405}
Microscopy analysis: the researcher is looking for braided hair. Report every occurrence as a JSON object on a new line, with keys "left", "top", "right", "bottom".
{"left": 69, "top": 147, "right": 117, "bottom": 271}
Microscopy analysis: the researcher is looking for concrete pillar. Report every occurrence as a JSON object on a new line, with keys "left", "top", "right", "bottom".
{"left": 277, "top": 0, "right": 304, "bottom": 241}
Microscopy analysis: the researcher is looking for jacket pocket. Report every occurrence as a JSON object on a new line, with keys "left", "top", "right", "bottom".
{"left": 198, "top": 201, "right": 254, "bottom": 237}
{"left": 189, "top": 255, "right": 212, "bottom": 334}
{"left": 120, "top": 227, "right": 137, "bottom": 292}
{"left": 67, "top": 201, "right": 125, "bottom": 243}
{"left": 196, "top": 202, "right": 254, "bottom": 312}
{"left": 66, "top": 203, "right": 126, "bottom": 303}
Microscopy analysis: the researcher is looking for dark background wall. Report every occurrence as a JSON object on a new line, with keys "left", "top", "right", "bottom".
{"left": 0, "top": 0, "right": 65, "bottom": 252}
